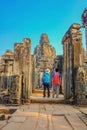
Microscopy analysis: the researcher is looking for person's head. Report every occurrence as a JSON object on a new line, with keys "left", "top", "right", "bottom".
{"left": 55, "top": 68, "right": 59, "bottom": 72}
{"left": 45, "top": 68, "right": 50, "bottom": 73}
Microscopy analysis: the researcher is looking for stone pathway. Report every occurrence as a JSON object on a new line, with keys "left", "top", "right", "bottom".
{"left": 0, "top": 104, "right": 87, "bottom": 130}
{"left": 30, "top": 90, "right": 65, "bottom": 103}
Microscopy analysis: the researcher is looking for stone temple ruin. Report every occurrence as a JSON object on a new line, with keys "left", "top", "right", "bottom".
{"left": 34, "top": 34, "right": 56, "bottom": 88}
{"left": 0, "top": 9, "right": 87, "bottom": 105}
{"left": 0, "top": 34, "right": 58, "bottom": 104}
{"left": 0, "top": 38, "right": 34, "bottom": 104}
{"left": 62, "top": 23, "right": 87, "bottom": 105}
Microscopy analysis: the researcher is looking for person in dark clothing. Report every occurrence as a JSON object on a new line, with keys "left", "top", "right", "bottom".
{"left": 42, "top": 68, "right": 50, "bottom": 97}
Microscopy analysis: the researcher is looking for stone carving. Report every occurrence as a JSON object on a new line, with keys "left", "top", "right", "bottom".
{"left": 14, "top": 44, "right": 23, "bottom": 61}
{"left": 0, "top": 75, "right": 20, "bottom": 104}
{"left": 34, "top": 33, "right": 56, "bottom": 69}
{"left": 34, "top": 34, "right": 56, "bottom": 88}
{"left": 40, "top": 33, "right": 50, "bottom": 45}
{"left": 9, "top": 76, "right": 17, "bottom": 103}
{"left": 0, "top": 50, "right": 14, "bottom": 76}
{"left": 23, "top": 38, "right": 31, "bottom": 59}
{"left": 76, "top": 67, "right": 86, "bottom": 99}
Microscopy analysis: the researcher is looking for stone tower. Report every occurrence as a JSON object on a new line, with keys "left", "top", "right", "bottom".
{"left": 34, "top": 33, "right": 56, "bottom": 69}
{"left": 34, "top": 33, "right": 56, "bottom": 88}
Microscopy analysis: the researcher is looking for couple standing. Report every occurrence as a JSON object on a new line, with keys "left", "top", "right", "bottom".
{"left": 42, "top": 68, "right": 61, "bottom": 98}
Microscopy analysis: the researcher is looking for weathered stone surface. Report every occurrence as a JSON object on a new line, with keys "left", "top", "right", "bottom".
{"left": 0, "top": 38, "right": 35, "bottom": 104}
{"left": 8, "top": 116, "right": 26, "bottom": 123}
{"left": 75, "top": 66, "right": 87, "bottom": 105}
{"left": 0, "top": 50, "right": 14, "bottom": 76}
{"left": 0, "top": 114, "right": 5, "bottom": 120}
{"left": 0, "top": 121, "right": 7, "bottom": 129}
{"left": 0, "top": 108, "right": 9, "bottom": 114}
{"left": 62, "top": 23, "right": 83, "bottom": 99}
{"left": 34, "top": 34, "right": 56, "bottom": 88}
{"left": 1, "top": 104, "right": 87, "bottom": 130}
{"left": 62, "top": 23, "right": 87, "bottom": 105}
{"left": 14, "top": 38, "right": 33, "bottom": 102}
{"left": 54, "top": 55, "right": 63, "bottom": 72}
{"left": 34, "top": 34, "right": 56, "bottom": 69}
{"left": 0, "top": 75, "right": 20, "bottom": 104}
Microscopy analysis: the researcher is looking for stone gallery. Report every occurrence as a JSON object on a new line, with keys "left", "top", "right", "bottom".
{"left": 0, "top": 9, "right": 87, "bottom": 105}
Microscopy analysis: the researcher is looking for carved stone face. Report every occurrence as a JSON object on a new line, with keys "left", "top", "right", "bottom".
{"left": 24, "top": 38, "right": 31, "bottom": 47}
{"left": 40, "top": 34, "right": 49, "bottom": 44}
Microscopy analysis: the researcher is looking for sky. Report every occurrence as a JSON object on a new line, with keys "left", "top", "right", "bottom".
{"left": 0, "top": 0, "right": 87, "bottom": 56}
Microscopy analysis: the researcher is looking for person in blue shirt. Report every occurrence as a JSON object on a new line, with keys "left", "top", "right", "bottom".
{"left": 42, "top": 68, "right": 50, "bottom": 97}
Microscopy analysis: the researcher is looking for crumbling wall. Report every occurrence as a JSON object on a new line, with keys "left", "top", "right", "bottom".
{"left": 0, "top": 75, "right": 20, "bottom": 104}
{"left": 0, "top": 50, "right": 14, "bottom": 76}
{"left": 75, "top": 66, "right": 87, "bottom": 105}
{"left": 14, "top": 38, "right": 33, "bottom": 102}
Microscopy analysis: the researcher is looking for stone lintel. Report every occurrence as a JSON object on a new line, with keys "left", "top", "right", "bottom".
{"left": 40, "top": 33, "right": 50, "bottom": 45}
{"left": 62, "top": 23, "right": 81, "bottom": 44}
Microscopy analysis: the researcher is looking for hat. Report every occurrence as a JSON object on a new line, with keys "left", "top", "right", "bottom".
{"left": 45, "top": 68, "right": 50, "bottom": 73}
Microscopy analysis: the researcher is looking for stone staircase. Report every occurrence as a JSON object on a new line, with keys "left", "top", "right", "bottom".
{"left": 30, "top": 89, "right": 65, "bottom": 104}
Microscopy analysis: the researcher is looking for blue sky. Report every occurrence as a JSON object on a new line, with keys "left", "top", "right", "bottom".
{"left": 0, "top": 0, "right": 87, "bottom": 55}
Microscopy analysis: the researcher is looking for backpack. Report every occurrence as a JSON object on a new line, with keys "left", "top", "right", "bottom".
{"left": 53, "top": 72, "right": 60, "bottom": 85}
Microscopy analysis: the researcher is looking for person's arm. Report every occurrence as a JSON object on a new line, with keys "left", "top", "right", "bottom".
{"left": 59, "top": 73, "right": 62, "bottom": 85}
{"left": 51, "top": 72, "right": 54, "bottom": 85}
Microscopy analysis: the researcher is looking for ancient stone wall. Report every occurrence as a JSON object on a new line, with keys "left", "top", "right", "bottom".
{"left": 0, "top": 38, "right": 35, "bottom": 104}
{"left": 62, "top": 23, "right": 83, "bottom": 99}
{"left": 0, "top": 75, "right": 20, "bottom": 104}
{"left": 0, "top": 50, "right": 14, "bottom": 76}
{"left": 54, "top": 55, "right": 63, "bottom": 72}
{"left": 14, "top": 38, "right": 33, "bottom": 101}
{"left": 75, "top": 66, "right": 87, "bottom": 105}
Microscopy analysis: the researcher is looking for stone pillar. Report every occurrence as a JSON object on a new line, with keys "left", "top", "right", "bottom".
{"left": 69, "top": 42, "right": 73, "bottom": 98}
{"left": 62, "top": 23, "right": 83, "bottom": 100}
{"left": 31, "top": 55, "right": 36, "bottom": 92}
{"left": 14, "top": 43, "right": 23, "bottom": 75}
{"left": 63, "top": 42, "right": 67, "bottom": 98}
{"left": 23, "top": 38, "right": 31, "bottom": 99}
{"left": 14, "top": 43, "right": 23, "bottom": 103}
{"left": 14, "top": 38, "right": 32, "bottom": 103}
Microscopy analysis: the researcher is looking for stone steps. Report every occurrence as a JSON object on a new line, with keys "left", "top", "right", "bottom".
{"left": 30, "top": 98, "right": 65, "bottom": 104}
{"left": 30, "top": 89, "right": 65, "bottom": 103}
{"left": 33, "top": 89, "right": 53, "bottom": 93}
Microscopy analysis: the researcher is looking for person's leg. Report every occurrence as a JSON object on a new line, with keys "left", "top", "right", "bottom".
{"left": 43, "top": 83, "right": 46, "bottom": 97}
{"left": 52, "top": 85, "right": 54, "bottom": 98}
{"left": 47, "top": 83, "right": 50, "bottom": 97}
{"left": 56, "top": 85, "right": 59, "bottom": 98}
{"left": 52, "top": 85, "right": 56, "bottom": 98}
